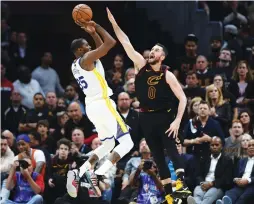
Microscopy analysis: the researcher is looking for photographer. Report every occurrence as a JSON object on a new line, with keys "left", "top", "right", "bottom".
{"left": 129, "top": 159, "right": 164, "bottom": 204}
{"left": 5, "top": 158, "right": 44, "bottom": 204}
{"left": 116, "top": 138, "right": 150, "bottom": 204}
{"left": 14, "top": 134, "right": 46, "bottom": 178}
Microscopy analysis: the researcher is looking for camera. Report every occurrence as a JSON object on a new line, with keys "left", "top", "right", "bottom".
{"left": 143, "top": 160, "right": 153, "bottom": 171}
{"left": 16, "top": 160, "right": 29, "bottom": 171}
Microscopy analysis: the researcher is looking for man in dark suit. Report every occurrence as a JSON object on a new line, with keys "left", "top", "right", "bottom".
{"left": 187, "top": 137, "right": 233, "bottom": 204}
{"left": 217, "top": 139, "right": 254, "bottom": 204}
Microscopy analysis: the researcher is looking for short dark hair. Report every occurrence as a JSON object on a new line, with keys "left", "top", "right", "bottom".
{"left": 186, "top": 70, "right": 197, "bottom": 77}
{"left": 18, "top": 65, "right": 30, "bottom": 75}
{"left": 156, "top": 43, "right": 168, "bottom": 57}
{"left": 33, "top": 92, "right": 44, "bottom": 99}
{"left": 210, "top": 36, "right": 222, "bottom": 42}
{"left": 36, "top": 120, "right": 49, "bottom": 129}
{"left": 184, "top": 34, "right": 198, "bottom": 44}
{"left": 29, "top": 131, "right": 41, "bottom": 143}
{"left": 71, "top": 127, "right": 84, "bottom": 135}
{"left": 199, "top": 100, "right": 210, "bottom": 109}
{"left": 70, "top": 38, "right": 85, "bottom": 53}
{"left": 220, "top": 48, "right": 231, "bottom": 53}
{"left": 57, "top": 138, "right": 72, "bottom": 150}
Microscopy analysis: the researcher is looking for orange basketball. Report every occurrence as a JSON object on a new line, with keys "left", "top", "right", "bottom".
{"left": 72, "top": 4, "right": 93, "bottom": 25}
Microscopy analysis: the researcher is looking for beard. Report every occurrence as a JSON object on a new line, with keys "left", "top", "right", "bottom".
{"left": 211, "top": 47, "right": 221, "bottom": 53}
{"left": 148, "top": 57, "right": 160, "bottom": 65}
{"left": 119, "top": 106, "right": 129, "bottom": 112}
{"left": 234, "top": 133, "right": 242, "bottom": 138}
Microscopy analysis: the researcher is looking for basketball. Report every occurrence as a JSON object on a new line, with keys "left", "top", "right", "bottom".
{"left": 72, "top": 4, "right": 93, "bottom": 24}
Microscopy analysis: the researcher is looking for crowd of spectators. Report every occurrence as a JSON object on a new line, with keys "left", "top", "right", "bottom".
{"left": 1, "top": 1, "right": 254, "bottom": 204}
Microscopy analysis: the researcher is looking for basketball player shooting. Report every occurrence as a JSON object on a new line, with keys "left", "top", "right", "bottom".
{"left": 67, "top": 6, "right": 134, "bottom": 198}
{"left": 107, "top": 8, "right": 191, "bottom": 204}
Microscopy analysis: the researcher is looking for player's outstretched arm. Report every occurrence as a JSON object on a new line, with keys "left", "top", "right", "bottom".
{"left": 107, "top": 8, "right": 146, "bottom": 71}
{"left": 79, "top": 20, "right": 116, "bottom": 66}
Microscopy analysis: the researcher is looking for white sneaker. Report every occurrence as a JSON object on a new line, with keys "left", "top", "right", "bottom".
{"left": 66, "top": 170, "right": 78, "bottom": 198}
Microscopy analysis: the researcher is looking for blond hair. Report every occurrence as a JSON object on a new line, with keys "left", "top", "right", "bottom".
{"left": 188, "top": 97, "right": 202, "bottom": 118}
{"left": 206, "top": 84, "right": 224, "bottom": 107}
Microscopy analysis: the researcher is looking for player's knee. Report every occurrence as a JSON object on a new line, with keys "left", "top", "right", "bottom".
{"left": 102, "top": 138, "right": 115, "bottom": 152}
{"left": 127, "top": 137, "right": 134, "bottom": 151}
{"left": 119, "top": 134, "right": 134, "bottom": 151}
{"left": 115, "top": 135, "right": 134, "bottom": 158}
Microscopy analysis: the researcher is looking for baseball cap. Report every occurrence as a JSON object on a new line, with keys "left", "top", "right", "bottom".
{"left": 17, "top": 134, "right": 31, "bottom": 143}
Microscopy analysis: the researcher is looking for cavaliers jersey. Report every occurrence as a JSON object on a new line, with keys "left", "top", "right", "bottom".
{"left": 135, "top": 64, "right": 177, "bottom": 111}
{"left": 71, "top": 58, "right": 113, "bottom": 104}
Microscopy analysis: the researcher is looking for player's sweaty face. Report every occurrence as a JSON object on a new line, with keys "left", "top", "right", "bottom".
{"left": 148, "top": 45, "right": 164, "bottom": 64}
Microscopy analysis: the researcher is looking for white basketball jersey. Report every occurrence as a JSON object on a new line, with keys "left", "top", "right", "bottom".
{"left": 71, "top": 58, "right": 113, "bottom": 104}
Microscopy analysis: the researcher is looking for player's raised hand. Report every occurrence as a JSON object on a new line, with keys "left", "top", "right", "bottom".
{"left": 76, "top": 18, "right": 95, "bottom": 26}
{"left": 106, "top": 7, "right": 117, "bottom": 26}
{"left": 76, "top": 18, "right": 96, "bottom": 33}
{"left": 81, "top": 24, "right": 96, "bottom": 35}
{"left": 165, "top": 118, "right": 181, "bottom": 138}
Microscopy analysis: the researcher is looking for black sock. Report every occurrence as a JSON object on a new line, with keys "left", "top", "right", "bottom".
{"left": 164, "top": 183, "right": 172, "bottom": 195}
{"left": 177, "top": 172, "right": 185, "bottom": 181}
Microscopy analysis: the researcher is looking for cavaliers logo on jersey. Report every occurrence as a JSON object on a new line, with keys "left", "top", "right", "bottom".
{"left": 147, "top": 73, "right": 164, "bottom": 86}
